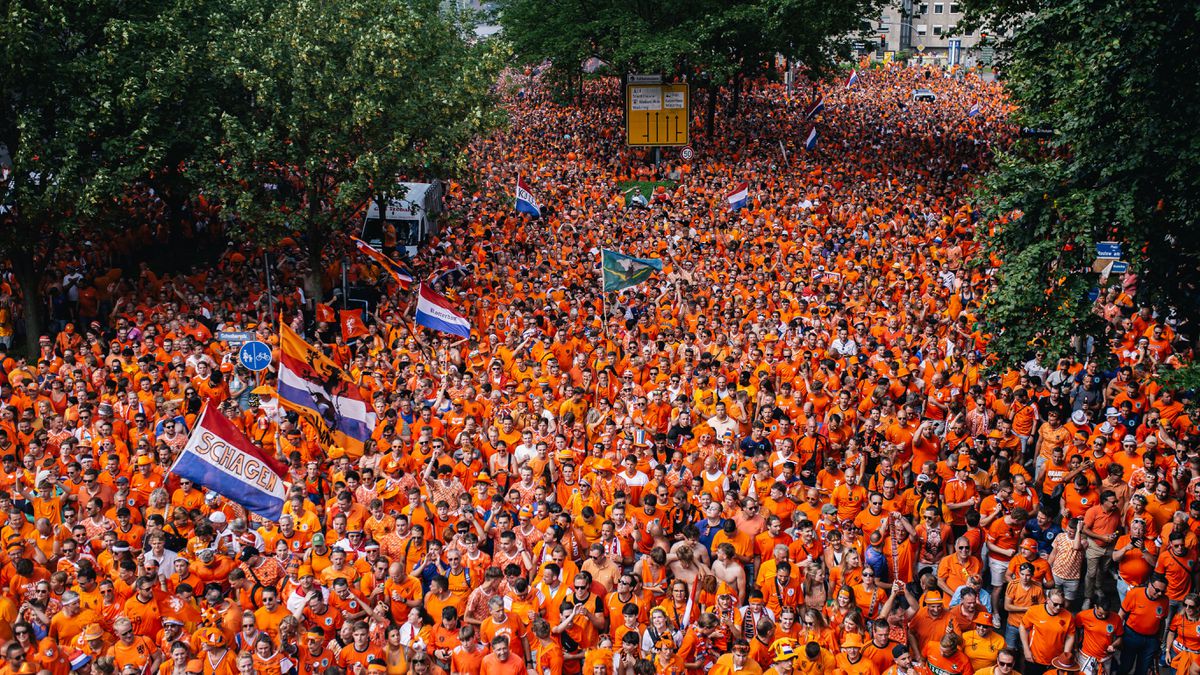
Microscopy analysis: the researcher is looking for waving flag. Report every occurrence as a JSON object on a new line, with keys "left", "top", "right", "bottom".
{"left": 846, "top": 70, "right": 859, "bottom": 89}
{"left": 515, "top": 177, "right": 542, "bottom": 217}
{"left": 415, "top": 283, "right": 471, "bottom": 338}
{"left": 602, "top": 249, "right": 664, "bottom": 292}
{"left": 350, "top": 236, "right": 413, "bottom": 289}
{"left": 805, "top": 98, "right": 825, "bottom": 120}
{"left": 315, "top": 303, "right": 336, "bottom": 323}
{"left": 168, "top": 406, "right": 291, "bottom": 521}
{"left": 726, "top": 182, "right": 749, "bottom": 211}
{"left": 277, "top": 322, "right": 376, "bottom": 458}
{"left": 429, "top": 261, "right": 473, "bottom": 291}
{"left": 804, "top": 127, "right": 819, "bottom": 151}
{"left": 967, "top": 102, "right": 981, "bottom": 118}
{"left": 340, "top": 309, "right": 369, "bottom": 342}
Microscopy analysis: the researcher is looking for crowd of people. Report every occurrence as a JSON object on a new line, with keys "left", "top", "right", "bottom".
{"left": 0, "top": 62, "right": 1196, "bottom": 675}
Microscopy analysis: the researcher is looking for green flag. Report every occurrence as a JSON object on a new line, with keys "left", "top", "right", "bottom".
{"left": 602, "top": 249, "right": 664, "bottom": 292}
{"left": 617, "top": 180, "right": 676, "bottom": 208}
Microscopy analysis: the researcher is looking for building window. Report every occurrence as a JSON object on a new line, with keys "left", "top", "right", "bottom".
{"left": 934, "top": 3, "right": 944, "bottom": 13}
{"left": 964, "top": 27, "right": 974, "bottom": 36}
{"left": 933, "top": 24, "right": 944, "bottom": 35}
{"left": 917, "top": 24, "right": 927, "bottom": 35}
{"left": 917, "top": 3, "right": 928, "bottom": 14}
{"left": 950, "top": 2, "right": 961, "bottom": 12}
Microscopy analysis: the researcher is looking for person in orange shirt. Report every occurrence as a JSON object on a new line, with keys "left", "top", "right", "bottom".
{"left": 1119, "top": 575, "right": 1169, "bottom": 675}
{"left": 1155, "top": 531, "right": 1197, "bottom": 604}
{"left": 1166, "top": 593, "right": 1200, "bottom": 675}
{"left": 480, "top": 597, "right": 527, "bottom": 663}
{"left": 922, "top": 633, "right": 972, "bottom": 675}
{"left": 937, "top": 537, "right": 983, "bottom": 596}
{"left": 943, "top": 456, "right": 980, "bottom": 536}
{"left": 198, "top": 627, "right": 237, "bottom": 675}
{"left": 478, "top": 635, "right": 525, "bottom": 675}
{"left": 1075, "top": 593, "right": 1122, "bottom": 675}
{"left": 710, "top": 638, "right": 764, "bottom": 675}
{"left": 1081, "top": 491, "right": 1122, "bottom": 602}
{"left": 835, "top": 633, "right": 880, "bottom": 675}
{"left": 336, "top": 621, "right": 385, "bottom": 672}
{"left": 830, "top": 469, "right": 868, "bottom": 524}
{"left": 109, "top": 616, "right": 163, "bottom": 674}
{"left": 253, "top": 587, "right": 292, "bottom": 644}
{"left": 1018, "top": 589, "right": 1075, "bottom": 674}
{"left": 905, "top": 590, "right": 953, "bottom": 648}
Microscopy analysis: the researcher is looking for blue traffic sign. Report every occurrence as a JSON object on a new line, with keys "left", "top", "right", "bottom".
{"left": 1095, "top": 241, "right": 1122, "bottom": 259}
{"left": 238, "top": 340, "right": 273, "bottom": 372}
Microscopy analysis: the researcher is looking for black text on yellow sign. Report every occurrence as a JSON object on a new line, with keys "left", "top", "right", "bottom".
{"left": 625, "top": 84, "right": 690, "bottom": 147}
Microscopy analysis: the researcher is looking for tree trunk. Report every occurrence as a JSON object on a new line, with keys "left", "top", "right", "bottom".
{"left": 303, "top": 216, "right": 326, "bottom": 307}
{"left": 706, "top": 83, "right": 717, "bottom": 137}
{"left": 12, "top": 250, "right": 44, "bottom": 358}
{"left": 732, "top": 72, "right": 742, "bottom": 115}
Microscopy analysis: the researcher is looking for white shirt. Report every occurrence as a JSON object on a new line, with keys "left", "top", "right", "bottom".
{"left": 708, "top": 415, "right": 739, "bottom": 439}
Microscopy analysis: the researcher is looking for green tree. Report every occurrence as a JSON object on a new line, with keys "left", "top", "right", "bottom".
{"left": 209, "top": 0, "right": 506, "bottom": 301}
{"left": 497, "top": 0, "right": 881, "bottom": 129}
{"left": 0, "top": 0, "right": 237, "bottom": 355}
{"left": 963, "top": 0, "right": 1200, "bottom": 371}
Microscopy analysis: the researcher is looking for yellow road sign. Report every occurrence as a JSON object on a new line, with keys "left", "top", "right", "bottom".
{"left": 625, "top": 83, "right": 689, "bottom": 146}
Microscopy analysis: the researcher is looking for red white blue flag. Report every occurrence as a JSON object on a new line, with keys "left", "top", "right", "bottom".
{"left": 168, "top": 406, "right": 291, "bottom": 521}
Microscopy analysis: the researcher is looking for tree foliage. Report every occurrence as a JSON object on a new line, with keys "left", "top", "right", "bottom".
{"left": 209, "top": 0, "right": 506, "bottom": 299}
{"left": 1, "top": 0, "right": 504, "bottom": 349}
{"left": 0, "top": 0, "right": 236, "bottom": 354}
{"left": 497, "top": 0, "right": 883, "bottom": 91}
{"left": 963, "top": 0, "right": 1200, "bottom": 366}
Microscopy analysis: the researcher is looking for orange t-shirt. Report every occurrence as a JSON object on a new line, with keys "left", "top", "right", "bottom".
{"left": 1022, "top": 604, "right": 1076, "bottom": 665}
{"left": 1121, "top": 586, "right": 1168, "bottom": 636}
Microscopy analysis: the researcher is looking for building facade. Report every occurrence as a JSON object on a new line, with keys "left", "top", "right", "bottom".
{"left": 871, "top": 0, "right": 996, "bottom": 66}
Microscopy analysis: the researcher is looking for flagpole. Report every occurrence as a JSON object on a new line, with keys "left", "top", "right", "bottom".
{"left": 599, "top": 250, "right": 608, "bottom": 342}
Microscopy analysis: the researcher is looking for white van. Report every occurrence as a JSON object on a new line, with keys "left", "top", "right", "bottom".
{"left": 360, "top": 181, "right": 444, "bottom": 257}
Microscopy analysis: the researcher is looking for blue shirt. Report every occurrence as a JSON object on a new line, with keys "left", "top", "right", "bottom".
{"left": 1024, "top": 520, "right": 1062, "bottom": 556}
{"left": 696, "top": 517, "right": 730, "bottom": 550}
{"left": 950, "top": 584, "right": 993, "bottom": 611}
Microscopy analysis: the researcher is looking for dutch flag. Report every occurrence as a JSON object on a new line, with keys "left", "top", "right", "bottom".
{"left": 515, "top": 177, "right": 541, "bottom": 217}
{"left": 414, "top": 283, "right": 471, "bottom": 339}
{"left": 967, "top": 102, "right": 981, "bottom": 118}
{"left": 68, "top": 651, "right": 91, "bottom": 671}
{"left": 804, "top": 127, "right": 818, "bottom": 151}
{"left": 846, "top": 70, "right": 859, "bottom": 89}
{"left": 806, "top": 98, "right": 825, "bottom": 120}
{"left": 726, "top": 182, "right": 749, "bottom": 211}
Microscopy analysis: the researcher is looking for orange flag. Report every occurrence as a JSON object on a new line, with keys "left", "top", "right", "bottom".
{"left": 340, "top": 309, "right": 368, "bottom": 342}
{"left": 315, "top": 303, "right": 336, "bottom": 323}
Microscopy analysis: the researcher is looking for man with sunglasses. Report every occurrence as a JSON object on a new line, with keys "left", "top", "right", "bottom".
{"left": 1018, "top": 588, "right": 1075, "bottom": 675}
{"left": 1119, "top": 573, "right": 1170, "bottom": 675}
{"left": 1075, "top": 592, "right": 1122, "bottom": 675}
{"left": 963, "top": 648, "right": 1019, "bottom": 675}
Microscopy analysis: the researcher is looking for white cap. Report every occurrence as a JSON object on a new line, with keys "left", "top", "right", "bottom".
{"left": 209, "top": 512, "right": 227, "bottom": 524}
